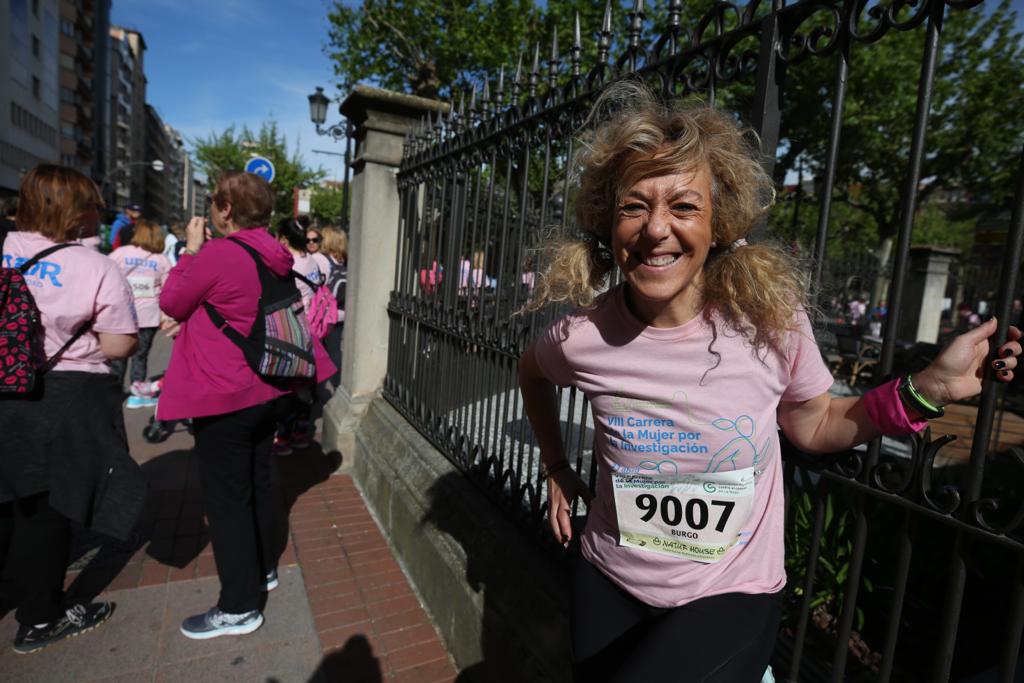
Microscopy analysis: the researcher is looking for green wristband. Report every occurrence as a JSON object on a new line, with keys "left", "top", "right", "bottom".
{"left": 898, "top": 374, "right": 944, "bottom": 419}
{"left": 905, "top": 375, "right": 941, "bottom": 412}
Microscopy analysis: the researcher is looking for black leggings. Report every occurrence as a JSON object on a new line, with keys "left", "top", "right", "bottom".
{"left": 193, "top": 399, "right": 279, "bottom": 613}
{"left": 0, "top": 492, "right": 70, "bottom": 626}
{"left": 572, "top": 558, "right": 781, "bottom": 682}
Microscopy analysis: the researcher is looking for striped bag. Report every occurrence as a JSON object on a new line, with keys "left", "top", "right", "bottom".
{"left": 204, "top": 239, "right": 316, "bottom": 379}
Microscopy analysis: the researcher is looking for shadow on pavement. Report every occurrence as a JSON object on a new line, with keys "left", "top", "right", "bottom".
{"left": 309, "top": 634, "right": 383, "bottom": 683}
{"left": 64, "top": 436, "right": 342, "bottom": 605}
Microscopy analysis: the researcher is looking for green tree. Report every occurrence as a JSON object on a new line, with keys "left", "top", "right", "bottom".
{"left": 326, "top": 0, "right": 614, "bottom": 99}
{"left": 192, "top": 121, "right": 324, "bottom": 221}
{"left": 310, "top": 183, "right": 348, "bottom": 226}
{"left": 775, "top": 1, "right": 1024, "bottom": 256}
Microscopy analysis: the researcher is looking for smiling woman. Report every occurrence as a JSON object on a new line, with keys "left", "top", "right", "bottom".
{"left": 516, "top": 81, "right": 1022, "bottom": 682}
{"left": 526, "top": 82, "right": 805, "bottom": 354}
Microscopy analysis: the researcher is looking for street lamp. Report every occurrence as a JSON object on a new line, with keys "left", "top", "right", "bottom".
{"left": 308, "top": 86, "right": 353, "bottom": 230}
{"left": 307, "top": 86, "right": 348, "bottom": 142}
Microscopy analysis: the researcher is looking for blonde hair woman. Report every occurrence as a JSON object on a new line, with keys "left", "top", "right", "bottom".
{"left": 518, "top": 83, "right": 1020, "bottom": 680}
{"left": 109, "top": 220, "right": 172, "bottom": 405}
{"left": 319, "top": 226, "right": 348, "bottom": 388}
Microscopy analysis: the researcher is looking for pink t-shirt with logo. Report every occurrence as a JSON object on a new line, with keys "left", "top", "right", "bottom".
{"left": 109, "top": 245, "right": 172, "bottom": 328}
{"left": 292, "top": 252, "right": 324, "bottom": 310}
{"left": 311, "top": 252, "right": 331, "bottom": 281}
{"left": 3, "top": 231, "right": 138, "bottom": 373}
{"left": 532, "top": 286, "right": 833, "bottom": 608}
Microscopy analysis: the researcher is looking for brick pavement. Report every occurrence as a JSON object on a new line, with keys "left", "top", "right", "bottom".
{"left": 2, "top": 332, "right": 458, "bottom": 682}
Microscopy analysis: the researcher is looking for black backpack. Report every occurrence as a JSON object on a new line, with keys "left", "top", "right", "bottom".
{"left": 325, "top": 259, "right": 347, "bottom": 310}
{"left": 204, "top": 239, "right": 316, "bottom": 379}
{"left": 0, "top": 233, "right": 91, "bottom": 395}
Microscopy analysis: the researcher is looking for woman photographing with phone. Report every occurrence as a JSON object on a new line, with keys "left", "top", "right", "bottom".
{"left": 158, "top": 171, "right": 333, "bottom": 639}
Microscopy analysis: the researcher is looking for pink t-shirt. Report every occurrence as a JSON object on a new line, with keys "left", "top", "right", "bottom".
{"left": 109, "top": 245, "right": 172, "bottom": 328}
{"left": 292, "top": 252, "right": 324, "bottom": 309}
{"left": 2, "top": 231, "right": 138, "bottom": 373}
{"left": 532, "top": 286, "right": 833, "bottom": 608}
{"left": 311, "top": 252, "right": 331, "bottom": 280}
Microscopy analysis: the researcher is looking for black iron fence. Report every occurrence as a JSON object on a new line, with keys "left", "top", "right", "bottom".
{"left": 379, "top": 1, "right": 1024, "bottom": 680}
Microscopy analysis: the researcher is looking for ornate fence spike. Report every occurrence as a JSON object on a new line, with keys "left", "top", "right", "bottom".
{"left": 548, "top": 27, "right": 561, "bottom": 91}
{"left": 496, "top": 64, "right": 506, "bottom": 109}
{"left": 571, "top": 11, "right": 583, "bottom": 78}
{"left": 627, "top": 0, "right": 646, "bottom": 68}
{"left": 512, "top": 53, "right": 523, "bottom": 101}
{"left": 598, "top": 0, "right": 614, "bottom": 67}
{"left": 529, "top": 43, "right": 541, "bottom": 99}
{"left": 482, "top": 78, "right": 493, "bottom": 118}
{"left": 468, "top": 83, "right": 478, "bottom": 122}
{"left": 665, "top": 0, "right": 683, "bottom": 56}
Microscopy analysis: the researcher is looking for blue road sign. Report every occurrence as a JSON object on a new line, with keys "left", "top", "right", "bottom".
{"left": 245, "top": 156, "right": 276, "bottom": 183}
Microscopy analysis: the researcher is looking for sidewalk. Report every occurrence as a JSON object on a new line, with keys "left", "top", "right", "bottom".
{"left": 0, "top": 335, "right": 458, "bottom": 682}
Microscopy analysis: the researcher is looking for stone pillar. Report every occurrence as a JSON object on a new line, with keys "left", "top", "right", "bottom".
{"left": 896, "top": 245, "right": 960, "bottom": 344}
{"left": 322, "top": 86, "right": 446, "bottom": 470}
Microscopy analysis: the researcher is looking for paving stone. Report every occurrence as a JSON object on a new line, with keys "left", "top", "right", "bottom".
{"left": 0, "top": 583, "right": 167, "bottom": 683}
{"left": 157, "top": 570, "right": 316, "bottom": 666}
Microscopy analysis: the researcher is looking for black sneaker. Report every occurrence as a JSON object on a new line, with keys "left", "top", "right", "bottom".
{"left": 180, "top": 606, "right": 263, "bottom": 640}
{"left": 13, "top": 602, "right": 114, "bottom": 654}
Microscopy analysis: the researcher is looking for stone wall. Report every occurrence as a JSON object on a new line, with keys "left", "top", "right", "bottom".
{"left": 350, "top": 398, "right": 572, "bottom": 682}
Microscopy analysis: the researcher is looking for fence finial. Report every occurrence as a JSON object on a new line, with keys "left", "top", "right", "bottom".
{"left": 529, "top": 43, "right": 541, "bottom": 99}
{"left": 548, "top": 27, "right": 560, "bottom": 91}
{"left": 512, "top": 53, "right": 523, "bottom": 100}
{"left": 598, "top": 0, "right": 614, "bottom": 67}
{"left": 666, "top": 0, "right": 683, "bottom": 56}
{"left": 482, "top": 78, "right": 493, "bottom": 118}
{"left": 571, "top": 12, "right": 583, "bottom": 78}
{"left": 627, "top": 0, "right": 646, "bottom": 70}
{"left": 496, "top": 64, "right": 506, "bottom": 108}
{"left": 469, "top": 83, "right": 478, "bottom": 122}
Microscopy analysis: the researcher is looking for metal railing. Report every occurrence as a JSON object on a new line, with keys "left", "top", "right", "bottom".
{"left": 379, "top": 1, "right": 1024, "bottom": 680}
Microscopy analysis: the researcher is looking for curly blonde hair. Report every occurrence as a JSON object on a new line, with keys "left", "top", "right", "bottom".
{"left": 528, "top": 81, "right": 808, "bottom": 354}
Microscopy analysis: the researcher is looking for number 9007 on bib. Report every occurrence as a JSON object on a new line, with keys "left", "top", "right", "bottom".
{"left": 611, "top": 468, "right": 756, "bottom": 562}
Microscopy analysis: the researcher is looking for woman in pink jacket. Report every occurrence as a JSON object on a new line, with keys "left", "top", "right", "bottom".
{"left": 159, "top": 172, "right": 333, "bottom": 640}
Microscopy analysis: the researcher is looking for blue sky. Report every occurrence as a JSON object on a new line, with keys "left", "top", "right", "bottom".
{"left": 112, "top": 0, "right": 346, "bottom": 180}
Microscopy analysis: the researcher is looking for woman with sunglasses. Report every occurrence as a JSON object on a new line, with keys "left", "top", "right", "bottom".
{"left": 272, "top": 217, "right": 326, "bottom": 454}
{"left": 304, "top": 224, "right": 331, "bottom": 279}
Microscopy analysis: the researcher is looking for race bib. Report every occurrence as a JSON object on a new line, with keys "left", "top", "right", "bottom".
{"left": 612, "top": 467, "right": 756, "bottom": 562}
{"left": 127, "top": 275, "right": 156, "bottom": 299}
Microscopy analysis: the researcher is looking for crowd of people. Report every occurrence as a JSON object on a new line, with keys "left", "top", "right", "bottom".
{"left": 0, "top": 84, "right": 1020, "bottom": 681}
{"left": 0, "top": 167, "right": 347, "bottom": 652}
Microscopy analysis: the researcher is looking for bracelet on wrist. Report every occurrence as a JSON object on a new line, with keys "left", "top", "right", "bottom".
{"left": 898, "top": 374, "right": 945, "bottom": 419}
{"left": 542, "top": 460, "right": 572, "bottom": 479}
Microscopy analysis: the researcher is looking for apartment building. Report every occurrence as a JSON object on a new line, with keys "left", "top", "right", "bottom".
{"left": 56, "top": 0, "right": 110, "bottom": 179}
{"left": 105, "top": 24, "right": 145, "bottom": 210}
{"left": 0, "top": 0, "right": 60, "bottom": 194}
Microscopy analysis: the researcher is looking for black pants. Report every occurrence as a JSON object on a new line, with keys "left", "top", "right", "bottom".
{"left": 572, "top": 558, "right": 782, "bottom": 682}
{"left": 111, "top": 326, "right": 158, "bottom": 387}
{"left": 193, "top": 399, "right": 278, "bottom": 614}
{"left": 325, "top": 323, "right": 343, "bottom": 389}
{"left": 0, "top": 492, "right": 70, "bottom": 626}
